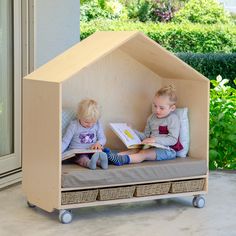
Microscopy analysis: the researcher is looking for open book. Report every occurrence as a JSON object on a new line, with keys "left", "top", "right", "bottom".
{"left": 110, "top": 123, "right": 169, "bottom": 150}
{"left": 62, "top": 149, "right": 101, "bottom": 161}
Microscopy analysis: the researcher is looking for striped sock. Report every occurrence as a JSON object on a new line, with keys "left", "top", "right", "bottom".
{"left": 107, "top": 153, "right": 130, "bottom": 166}
{"left": 102, "top": 147, "right": 111, "bottom": 155}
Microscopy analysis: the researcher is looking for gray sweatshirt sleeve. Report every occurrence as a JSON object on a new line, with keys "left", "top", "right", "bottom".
{"left": 62, "top": 121, "right": 76, "bottom": 153}
{"left": 96, "top": 121, "right": 106, "bottom": 146}
{"left": 134, "top": 115, "right": 152, "bottom": 141}
{"left": 155, "top": 114, "right": 180, "bottom": 146}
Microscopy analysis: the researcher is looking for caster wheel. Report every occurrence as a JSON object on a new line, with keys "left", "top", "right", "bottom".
{"left": 27, "top": 201, "right": 36, "bottom": 208}
{"left": 59, "top": 210, "right": 73, "bottom": 224}
{"left": 193, "top": 196, "right": 205, "bottom": 208}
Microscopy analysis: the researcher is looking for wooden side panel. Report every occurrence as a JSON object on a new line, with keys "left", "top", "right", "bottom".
{"left": 163, "top": 79, "right": 209, "bottom": 163}
{"left": 22, "top": 80, "right": 61, "bottom": 212}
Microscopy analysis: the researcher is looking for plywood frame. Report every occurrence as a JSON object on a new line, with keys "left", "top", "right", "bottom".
{"left": 22, "top": 31, "right": 209, "bottom": 213}
{"left": 22, "top": 80, "right": 61, "bottom": 212}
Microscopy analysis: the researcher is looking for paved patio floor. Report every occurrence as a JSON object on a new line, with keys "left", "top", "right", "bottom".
{"left": 0, "top": 171, "right": 235, "bottom": 236}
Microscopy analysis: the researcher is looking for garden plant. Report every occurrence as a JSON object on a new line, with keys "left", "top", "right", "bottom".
{"left": 209, "top": 76, "right": 236, "bottom": 170}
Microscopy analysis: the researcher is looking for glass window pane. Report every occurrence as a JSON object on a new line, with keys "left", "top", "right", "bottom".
{"left": 0, "top": 0, "right": 14, "bottom": 156}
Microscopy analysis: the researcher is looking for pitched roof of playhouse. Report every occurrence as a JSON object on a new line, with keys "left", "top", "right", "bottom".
{"left": 25, "top": 31, "right": 208, "bottom": 83}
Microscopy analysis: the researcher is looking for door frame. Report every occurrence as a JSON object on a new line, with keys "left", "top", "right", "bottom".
{"left": 0, "top": 0, "right": 22, "bottom": 188}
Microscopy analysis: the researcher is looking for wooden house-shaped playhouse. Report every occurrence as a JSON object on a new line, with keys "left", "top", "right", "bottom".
{"left": 23, "top": 31, "right": 209, "bottom": 223}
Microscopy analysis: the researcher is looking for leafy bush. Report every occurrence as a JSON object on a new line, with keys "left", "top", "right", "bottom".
{"left": 209, "top": 76, "right": 236, "bottom": 170}
{"left": 177, "top": 53, "right": 236, "bottom": 87}
{"left": 80, "top": 0, "right": 127, "bottom": 22}
{"left": 151, "top": 0, "right": 186, "bottom": 22}
{"left": 81, "top": 0, "right": 233, "bottom": 24}
{"left": 174, "top": 0, "right": 232, "bottom": 24}
{"left": 80, "top": 1, "right": 115, "bottom": 22}
{"left": 80, "top": 0, "right": 188, "bottom": 23}
{"left": 123, "top": 0, "right": 153, "bottom": 22}
{"left": 111, "top": 0, "right": 185, "bottom": 22}
{"left": 80, "top": 0, "right": 90, "bottom": 4}
{"left": 80, "top": 20, "right": 236, "bottom": 53}
{"left": 104, "top": 0, "right": 127, "bottom": 19}
{"left": 136, "top": 1, "right": 153, "bottom": 22}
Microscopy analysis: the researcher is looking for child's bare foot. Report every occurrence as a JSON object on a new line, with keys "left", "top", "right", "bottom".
{"left": 74, "top": 155, "right": 90, "bottom": 167}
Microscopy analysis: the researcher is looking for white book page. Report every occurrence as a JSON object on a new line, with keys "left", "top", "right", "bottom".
{"left": 110, "top": 123, "right": 142, "bottom": 147}
{"left": 62, "top": 149, "right": 101, "bottom": 160}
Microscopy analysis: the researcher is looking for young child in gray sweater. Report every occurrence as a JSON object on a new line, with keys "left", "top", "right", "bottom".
{"left": 108, "top": 85, "right": 183, "bottom": 165}
{"left": 62, "top": 99, "right": 108, "bottom": 170}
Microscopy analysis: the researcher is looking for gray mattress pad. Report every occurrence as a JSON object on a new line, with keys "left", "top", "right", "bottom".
{"left": 61, "top": 157, "right": 207, "bottom": 189}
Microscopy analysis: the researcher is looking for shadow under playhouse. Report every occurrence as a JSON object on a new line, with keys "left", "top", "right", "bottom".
{"left": 23, "top": 31, "right": 209, "bottom": 223}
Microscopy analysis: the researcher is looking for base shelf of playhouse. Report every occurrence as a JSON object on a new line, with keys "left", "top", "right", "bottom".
{"left": 60, "top": 177, "right": 207, "bottom": 209}
{"left": 60, "top": 189, "right": 207, "bottom": 210}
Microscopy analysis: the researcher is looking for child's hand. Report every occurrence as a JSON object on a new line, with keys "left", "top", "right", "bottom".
{"left": 91, "top": 142, "right": 103, "bottom": 150}
{"left": 142, "top": 137, "right": 155, "bottom": 144}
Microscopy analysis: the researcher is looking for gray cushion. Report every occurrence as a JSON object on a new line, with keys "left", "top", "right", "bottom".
{"left": 62, "top": 108, "right": 76, "bottom": 136}
{"left": 174, "top": 108, "right": 189, "bottom": 157}
{"left": 62, "top": 157, "right": 207, "bottom": 189}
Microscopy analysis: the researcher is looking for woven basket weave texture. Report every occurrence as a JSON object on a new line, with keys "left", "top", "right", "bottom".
{"left": 134, "top": 182, "right": 171, "bottom": 197}
{"left": 98, "top": 186, "right": 135, "bottom": 200}
{"left": 170, "top": 179, "right": 205, "bottom": 193}
{"left": 61, "top": 189, "right": 98, "bottom": 205}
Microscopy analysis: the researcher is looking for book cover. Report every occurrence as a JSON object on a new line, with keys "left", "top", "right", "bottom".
{"left": 62, "top": 148, "right": 101, "bottom": 161}
{"left": 110, "top": 123, "right": 169, "bottom": 150}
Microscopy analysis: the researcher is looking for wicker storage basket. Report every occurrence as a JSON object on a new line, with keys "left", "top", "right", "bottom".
{"left": 170, "top": 179, "right": 205, "bottom": 193}
{"left": 61, "top": 189, "right": 98, "bottom": 205}
{"left": 134, "top": 182, "right": 171, "bottom": 197}
{"left": 98, "top": 186, "right": 135, "bottom": 201}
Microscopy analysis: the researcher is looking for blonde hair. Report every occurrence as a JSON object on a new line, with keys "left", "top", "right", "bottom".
{"left": 155, "top": 85, "right": 177, "bottom": 105}
{"left": 77, "top": 99, "right": 100, "bottom": 121}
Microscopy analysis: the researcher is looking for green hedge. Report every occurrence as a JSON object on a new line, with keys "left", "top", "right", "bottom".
{"left": 176, "top": 53, "right": 236, "bottom": 87}
{"left": 80, "top": 20, "right": 236, "bottom": 53}
{"left": 209, "top": 77, "right": 236, "bottom": 170}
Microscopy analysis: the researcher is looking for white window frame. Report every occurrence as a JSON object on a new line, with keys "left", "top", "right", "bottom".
{"left": 0, "top": 0, "right": 22, "bottom": 188}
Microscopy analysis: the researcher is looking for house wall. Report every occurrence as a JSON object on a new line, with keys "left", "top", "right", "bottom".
{"left": 61, "top": 49, "right": 163, "bottom": 150}
{"left": 61, "top": 47, "right": 209, "bottom": 158}
{"left": 34, "top": 0, "right": 80, "bottom": 68}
